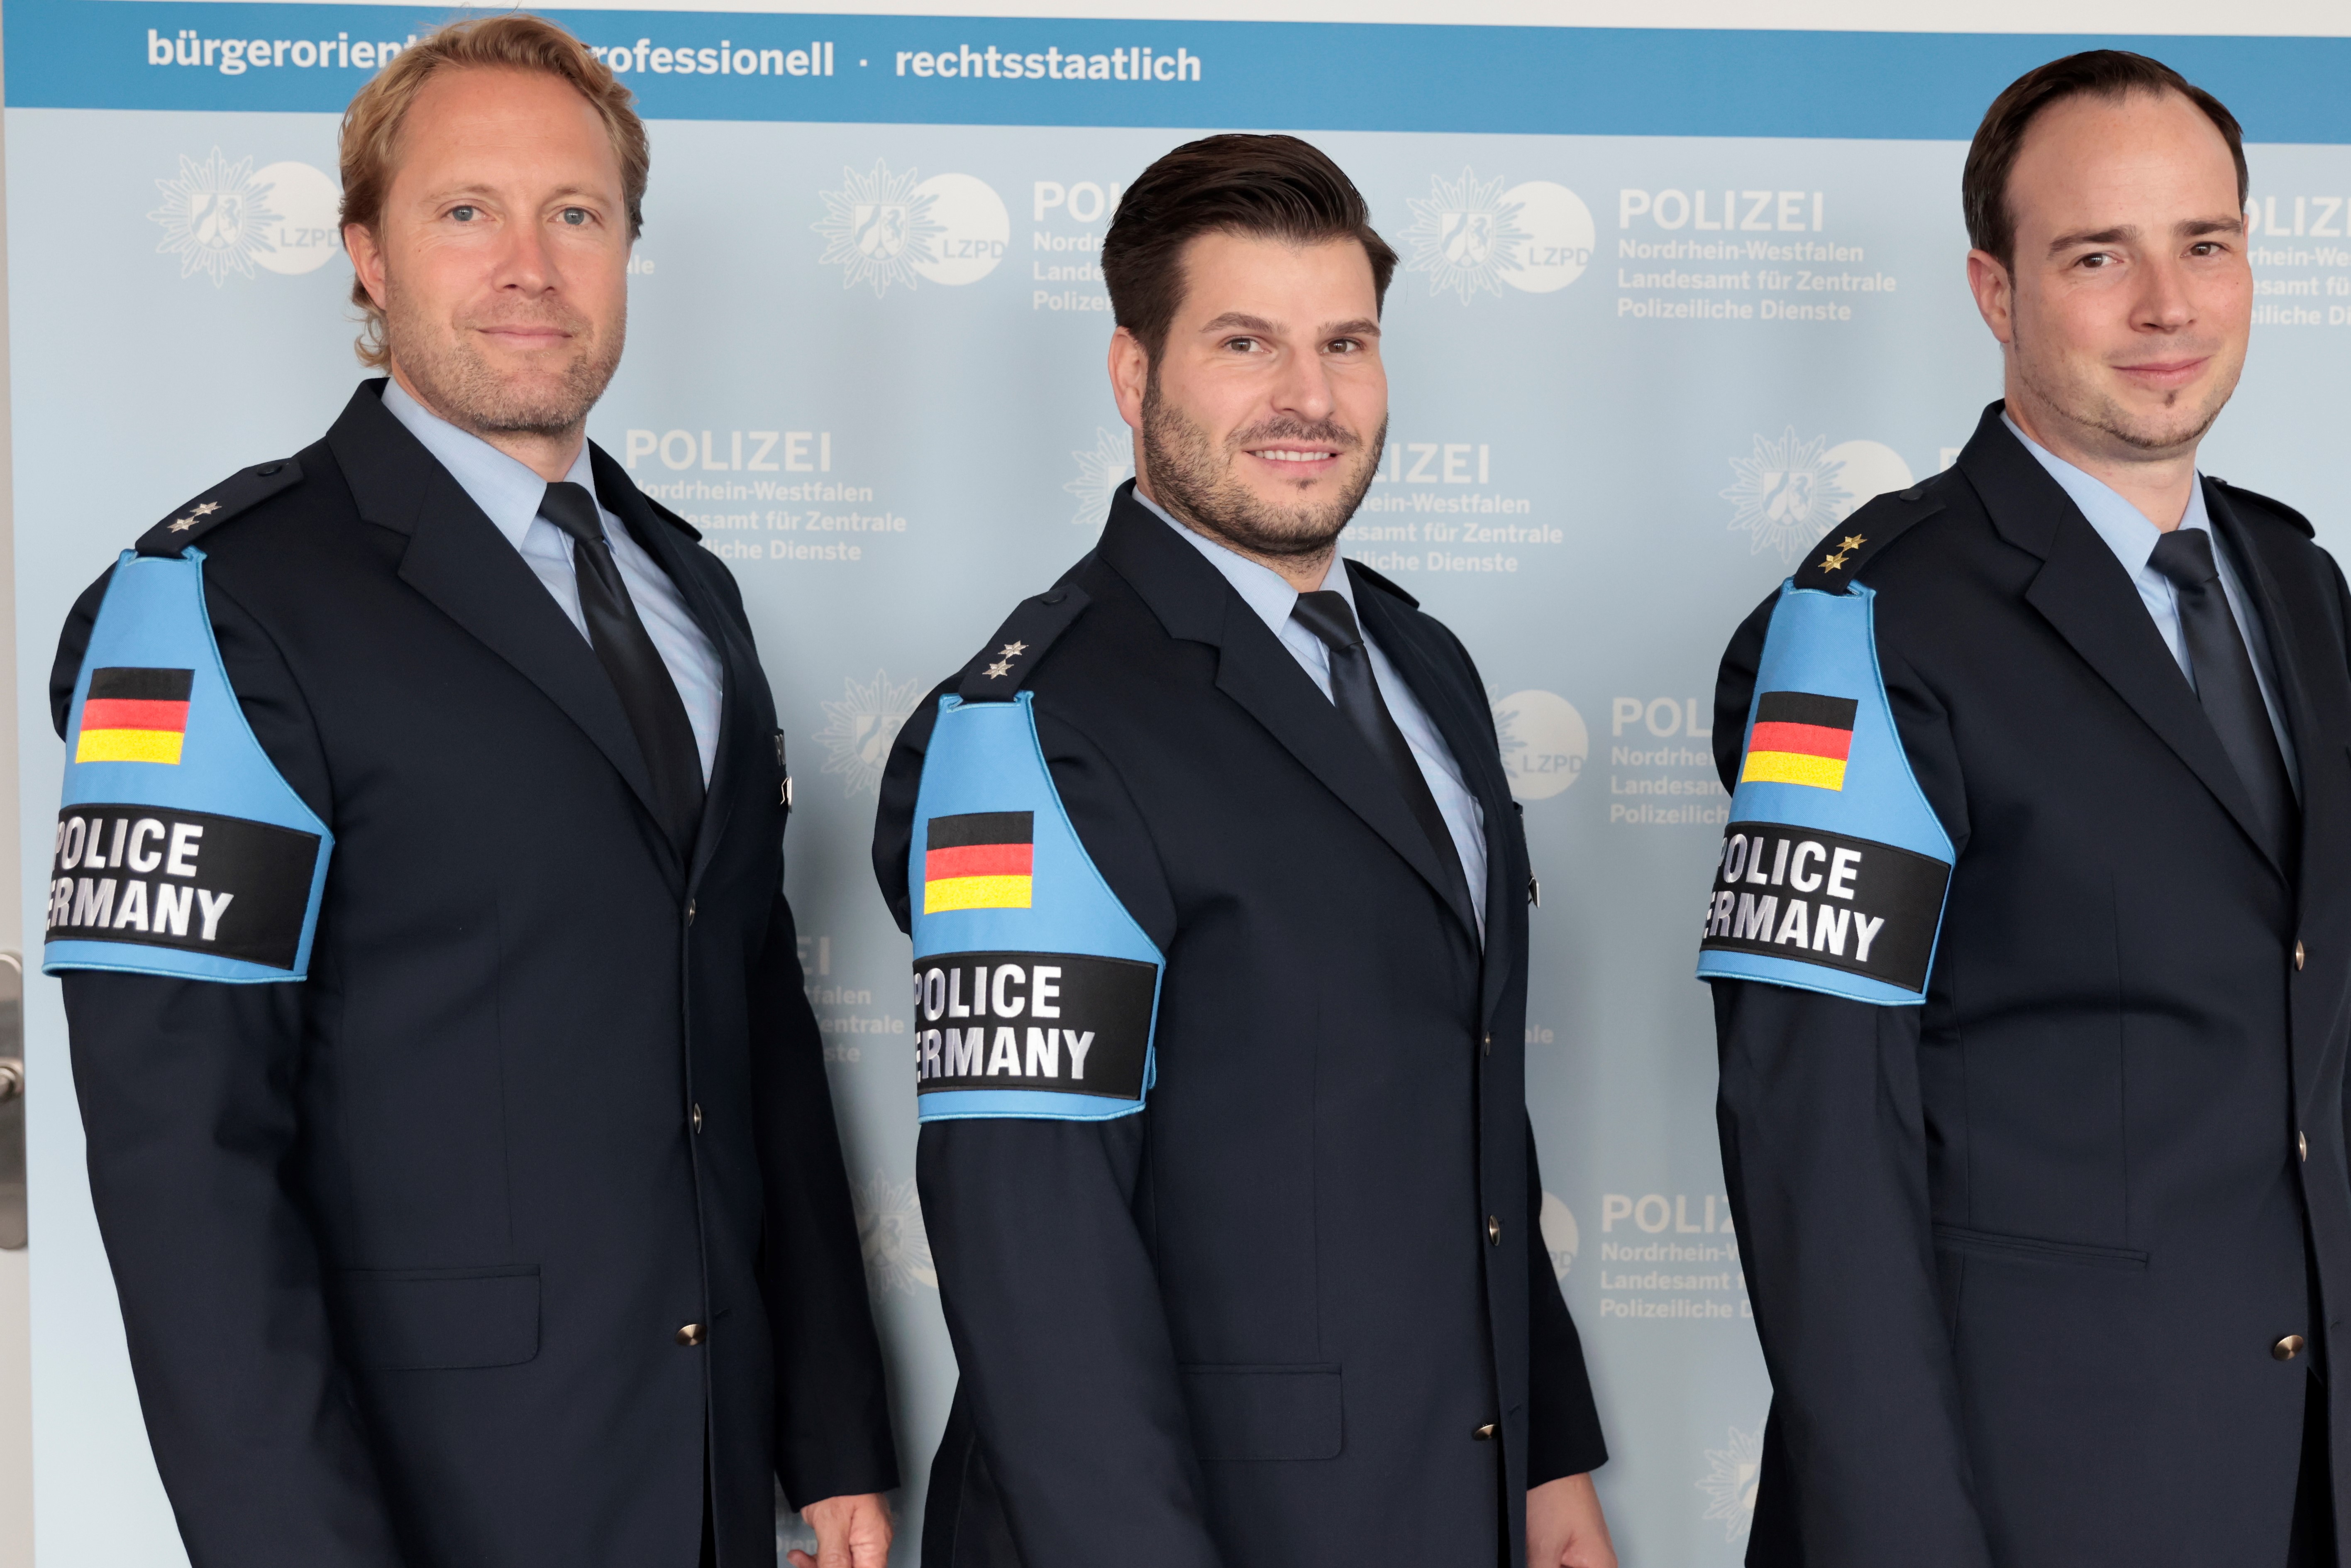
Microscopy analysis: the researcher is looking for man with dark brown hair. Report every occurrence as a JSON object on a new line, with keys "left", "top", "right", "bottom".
{"left": 1702, "top": 50, "right": 2351, "bottom": 1567}
{"left": 874, "top": 133, "right": 1611, "bottom": 1568}
{"left": 44, "top": 17, "right": 894, "bottom": 1567}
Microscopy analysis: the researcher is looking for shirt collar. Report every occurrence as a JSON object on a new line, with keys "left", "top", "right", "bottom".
{"left": 2002, "top": 410, "right": 2209, "bottom": 574}
{"left": 380, "top": 377, "right": 599, "bottom": 549}
{"left": 1133, "top": 487, "right": 1354, "bottom": 642}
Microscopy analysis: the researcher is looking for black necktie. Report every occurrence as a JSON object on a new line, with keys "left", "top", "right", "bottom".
{"left": 539, "top": 481, "right": 705, "bottom": 855}
{"left": 2147, "top": 526, "right": 2297, "bottom": 864}
{"left": 1290, "top": 590, "right": 1477, "bottom": 934}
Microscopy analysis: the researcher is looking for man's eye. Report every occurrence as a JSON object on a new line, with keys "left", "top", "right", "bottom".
{"left": 1227, "top": 337, "right": 1259, "bottom": 352}
{"left": 1328, "top": 339, "right": 1359, "bottom": 354}
{"left": 559, "top": 208, "right": 590, "bottom": 227}
{"left": 2078, "top": 252, "right": 2111, "bottom": 269}
{"left": 449, "top": 205, "right": 478, "bottom": 222}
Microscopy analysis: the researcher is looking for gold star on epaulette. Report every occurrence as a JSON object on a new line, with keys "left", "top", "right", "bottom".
{"left": 192, "top": 502, "right": 220, "bottom": 517}
{"left": 999, "top": 641, "right": 1028, "bottom": 658}
{"left": 167, "top": 515, "right": 200, "bottom": 533}
{"left": 1819, "top": 549, "right": 1851, "bottom": 572}
{"left": 984, "top": 659, "right": 1013, "bottom": 679}
{"left": 1840, "top": 534, "right": 1865, "bottom": 552}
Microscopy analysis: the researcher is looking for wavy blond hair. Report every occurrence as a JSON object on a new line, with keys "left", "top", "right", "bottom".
{"left": 339, "top": 14, "right": 648, "bottom": 366}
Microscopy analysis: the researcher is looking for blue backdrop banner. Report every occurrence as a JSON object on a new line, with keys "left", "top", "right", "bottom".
{"left": 13, "top": 3, "right": 2351, "bottom": 1563}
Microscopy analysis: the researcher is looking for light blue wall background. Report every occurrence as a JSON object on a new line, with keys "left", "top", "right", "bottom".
{"left": 15, "top": 9, "right": 2351, "bottom": 1563}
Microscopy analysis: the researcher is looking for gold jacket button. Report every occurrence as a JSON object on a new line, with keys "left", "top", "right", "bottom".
{"left": 1472, "top": 1424, "right": 1497, "bottom": 1441}
{"left": 2274, "top": 1334, "right": 2306, "bottom": 1361}
{"left": 1486, "top": 1216, "right": 1501, "bottom": 1246}
{"left": 1481, "top": 1033, "right": 1492, "bottom": 1057}
{"left": 2295, "top": 941, "right": 2307, "bottom": 971}
{"left": 676, "top": 1323, "right": 706, "bottom": 1347}
{"left": 685, "top": 899, "right": 697, "bottom": 926}
{"left": 2301, "top": 1131, "right": 2310, "bottom": 1163}
{"left": 691, "top": 1103, "right": 704, "bottom": 1135}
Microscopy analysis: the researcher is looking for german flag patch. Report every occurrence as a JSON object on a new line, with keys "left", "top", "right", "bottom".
{"left": 924, "top": 811, "right": 1034, "bottom": 913}
{"left": 1740, "top": 691, "right": 1857, "bottom": 791}
{"left": 76, "top": 667, "right": 194, "bottom": 765}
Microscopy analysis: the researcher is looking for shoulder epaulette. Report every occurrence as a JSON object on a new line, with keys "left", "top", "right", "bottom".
{"left": 134, "top": 459, "right": 304, "bottom": 558}
{"left": 956, "top": 584, "right": 1094, "bottom": 699}
{"left": 2212, "top": 478, "right": 2316, "bottom": 539}
{"left": 1344, "top": 559, "right": 1421, "bottom": 608}
{"left": 1788, "top": 477, "right": 1949, "bottom": 594}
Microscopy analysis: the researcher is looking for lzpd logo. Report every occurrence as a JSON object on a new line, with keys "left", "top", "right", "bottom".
{"left": 1721, "top": 429, "right": 1913, "bottom": 564}
{"left": 148, "top": 149, "right": 341, "bottom": 285}
{"left": 1404, "top": 168, "right": 1595, "bottom": 303}
{"left": 1492, "top": 690, "right": 1588, "bottom": 801}
{"left": 815, "top": 159, "right": 1009, "bottom": 297}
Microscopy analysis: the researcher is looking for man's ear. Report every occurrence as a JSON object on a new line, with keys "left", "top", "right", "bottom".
{"left": 344, "top": 224, "right": 389, "bottom": 310}
{"left": 1108, "top": 327, "right": 1150, "bottom": 434}
{"left": 1965, "top": 248, "right": 2016, "bottom": 347}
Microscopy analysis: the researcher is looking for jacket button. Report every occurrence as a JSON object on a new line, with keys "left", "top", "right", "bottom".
{"left": 691, "top": 1103, "right": 704, "bottom": 1135}
{"left": 1481, "top": 1033, "right": 1492, "bottom": 1057}
{"left": 1487, "top": 1216, "right": 1501, "bottom": 1246}
{"left": 2275, "top": 1334, "right": 2306, "bottom": 1361}
{"left": 676, "top": 1323, "right": 706, "bottom": 1347}
{"left": 2302, "top": 1131, "right": 2310, "bottom": 1163}
{"left": 1472, "top": 1424, "right": 1497, "bottom": 1441}
{"left": 685, "top": 899, "right": 696, "bottom": 926}
{"left": 2295, "top": 941, "right": 2307, "bottom": 971}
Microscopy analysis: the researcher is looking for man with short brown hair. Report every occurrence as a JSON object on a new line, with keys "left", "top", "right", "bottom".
{"left": 1703, "top": 51, "right": 2351, "bottom": 1566}
{"left": 875, "top": 133, "right": 1611, "bottom": 1568}
{"left": 44, "top": 16, "right": 894, "bottom": 1566}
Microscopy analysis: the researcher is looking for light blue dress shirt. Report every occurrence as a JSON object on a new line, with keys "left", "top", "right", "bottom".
{"left": 1138, "top": 491, "right": 1489, "bottom": 939}
{"left": 381, "top": 380, "right": 724, "bottom": 783}
{"left": 2005, "top": 413, "right": 2298, "bottom": 791}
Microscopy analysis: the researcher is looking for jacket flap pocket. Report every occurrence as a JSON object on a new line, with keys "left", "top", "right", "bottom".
{"left": 1180, "top": 1364, "right": 1343, "bottom": 1462}
{"left": 1932, "top": 1224, "right": 2148, "bottom": 1271}
{"left": 331, "top": 1265, "right": 540, "bottom": 1370}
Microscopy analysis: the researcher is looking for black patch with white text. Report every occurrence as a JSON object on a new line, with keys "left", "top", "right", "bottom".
{"left": 1698, "top": 820, "right": 1949, "bottom": 993}
{"left": 45, "top": 804, "right": 320, "bottom": 969}
{"left": 911, "top": 950, "right": 1154, "bottom": 1099}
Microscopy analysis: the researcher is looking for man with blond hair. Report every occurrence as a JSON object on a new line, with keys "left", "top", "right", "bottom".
{"left": 42, "top": 17, "right": 895, "bottom": 1566}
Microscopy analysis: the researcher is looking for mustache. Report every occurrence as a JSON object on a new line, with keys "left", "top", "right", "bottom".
{"left": 1225, "top": 416, "right": 1360, "bottom": 452}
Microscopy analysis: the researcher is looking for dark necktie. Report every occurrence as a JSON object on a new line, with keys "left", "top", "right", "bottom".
{"left": 2147, "top": 526, "right": 2297, "bottom": 865}
{"left": 538, "top": 481, "right": 705, "bottom": 856}
{"left": 1289, "top": 589, "right": 1477, "bottom": 934}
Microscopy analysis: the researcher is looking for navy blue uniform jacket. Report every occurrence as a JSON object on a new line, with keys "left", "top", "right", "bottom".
{"left": 49, "top": 381, "right": 897, "bottom": 1568}
{"left": 1709, "top": 405, "right": 2351, "bottom": 1566}
{"left": 874, "top": 485, "right": 1606, "bottom": 1568}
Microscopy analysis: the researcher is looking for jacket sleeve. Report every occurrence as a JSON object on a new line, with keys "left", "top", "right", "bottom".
{"left": 52, "top": 567, "right": 410, "bottom": 1568}
{"left": 878, "top": 696, "right": 1223, "bottom": 1568}
{"left": 748, "top": 884, "right": 902, "bottom": 1505}
{"left": 1524, "top": 1117, "right": 1606, "bottom": 1485}
{"left": 1706, "top": 597, "right": 1994, "bottom": 1568}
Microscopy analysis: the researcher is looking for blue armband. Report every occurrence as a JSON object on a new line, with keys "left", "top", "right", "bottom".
{"left": 42, "top": 547, "right": 332, "bottom": 982}
{"left": 1695, "top": 580, "right": 1953, "bottom": 1005}
{"left": 907, "top": 689, "right": 1161, "bottom": 1121}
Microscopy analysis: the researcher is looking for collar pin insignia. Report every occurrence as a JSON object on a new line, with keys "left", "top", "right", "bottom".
{"left": 984, "top": 659, "right": 1013, "bottom": 679}
{"left": 1000, "top": 641, "right": 1028, "bottom": 658}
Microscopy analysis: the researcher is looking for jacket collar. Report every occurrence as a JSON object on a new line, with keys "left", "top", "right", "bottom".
{"left": 1958, "top": 401, "right": 2286, "bottom": 878}
{"left": 1096, "top": 481, "right": 1484, "bottom": 949}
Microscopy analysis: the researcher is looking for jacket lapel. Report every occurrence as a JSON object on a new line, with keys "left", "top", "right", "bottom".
{"left": 326, "top": 383, "right": 676, "bottom": 867}
{"left": 1352, "top": 574, "right": 1519, "bottom": 1011}
{"left": 1097, "top": 486, "right": 1480, "bottom": 944}
{"left": 1962, "top": 407, "right": 2285, "bottom": 880}
{"left": 589, "top": 446, "right": 757, "bottom": 888}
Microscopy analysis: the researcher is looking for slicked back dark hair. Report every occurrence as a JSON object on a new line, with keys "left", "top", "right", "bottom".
{"left": 1963, "top": 50, "right": 2247, "bottom": 269}
{"left": 1103, "top": 133, "right": 1398, "bottom": 363}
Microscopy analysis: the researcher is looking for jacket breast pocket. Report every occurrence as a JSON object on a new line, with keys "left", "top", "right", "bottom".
{"left": 1180, "top": 1364, "right": 1343, "bottom": 1462}
{"left": 330, "top": 1265, "right": 541, "bottom": 1370}
{"left": 1932, "top": 1223, "right": 2149, "bottom": 1272}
